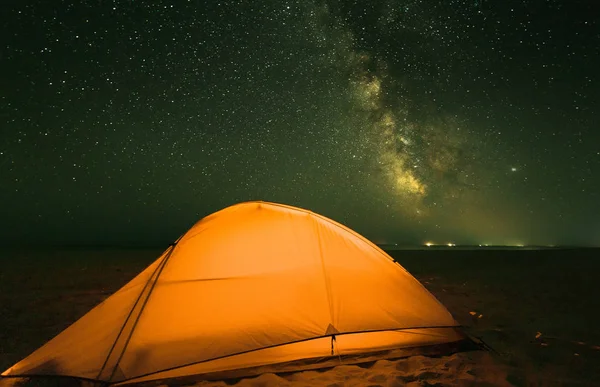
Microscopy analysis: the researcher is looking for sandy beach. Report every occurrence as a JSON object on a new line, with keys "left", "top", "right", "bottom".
{"left": 1, "top": 247, "right": 598, "bottom": 386}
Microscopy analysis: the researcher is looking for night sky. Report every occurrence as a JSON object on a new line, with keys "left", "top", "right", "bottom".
{"left": 1, "top": 1, "right": 599, "bottom": 247}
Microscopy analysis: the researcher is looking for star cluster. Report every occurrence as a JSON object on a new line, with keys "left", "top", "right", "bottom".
{"left": 1, "top": 0, "right": 598, "bottom": 246}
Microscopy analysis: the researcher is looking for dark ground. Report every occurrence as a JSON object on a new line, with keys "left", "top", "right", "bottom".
{"left": 0, "top": 247, "right": 599, "bottom": 386}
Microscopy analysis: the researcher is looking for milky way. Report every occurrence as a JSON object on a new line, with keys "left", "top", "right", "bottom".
{"left": 1, "top": 1, "right": 598, "bottom": 246}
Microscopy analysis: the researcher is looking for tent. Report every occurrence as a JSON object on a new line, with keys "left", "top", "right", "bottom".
{"left": 2, "top": 201, "right": 469, "bottom": 386}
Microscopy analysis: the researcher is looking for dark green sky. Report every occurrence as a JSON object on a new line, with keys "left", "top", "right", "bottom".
{"left": 1, "top": 0, "right": 599, "bottom": 246}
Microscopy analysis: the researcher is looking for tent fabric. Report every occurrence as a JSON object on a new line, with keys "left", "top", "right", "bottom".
{"left": 2, "top": 201, "right": 463, "bottom": 385}
{"left": 114, "top": 328, "right": 466, "bottom": 386}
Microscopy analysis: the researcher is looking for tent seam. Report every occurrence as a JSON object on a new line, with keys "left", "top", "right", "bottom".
{"left": 95, "top": 248, "right": 170, "bottom": 380}
{"left": 233, "top": 202, "right": 447, "bottom": 311}
{"left": 115, "top": 325, "right": 463, "bottom": 384}
{"left": 312, "top": 214, "right": 335, "bottom": 329}
{"left": 106, "top": 241, "right": 179, "bottom": 382}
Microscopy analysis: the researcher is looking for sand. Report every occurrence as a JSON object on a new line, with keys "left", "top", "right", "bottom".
{"left": 0, "top": 247, "right": 599, "bottom": 386}
{"left": 178, "top": 352, "right": 512, "bottom": 387}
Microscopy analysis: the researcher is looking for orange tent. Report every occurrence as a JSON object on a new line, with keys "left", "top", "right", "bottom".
{"left": 2, "top": 201, "right": 467, "bottom": 385}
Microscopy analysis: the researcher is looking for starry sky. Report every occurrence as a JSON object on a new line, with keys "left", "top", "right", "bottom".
{"left": 1, "top": 0, "right": 599, "bottom": 247}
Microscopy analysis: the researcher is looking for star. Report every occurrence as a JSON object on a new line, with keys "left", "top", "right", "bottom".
{"left": 0, "top": 0, "right": 596, "bottom": 247}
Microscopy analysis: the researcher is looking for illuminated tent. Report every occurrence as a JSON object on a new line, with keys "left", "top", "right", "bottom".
{"left": 2, "top": 201, "right": 467, "bottom": 386}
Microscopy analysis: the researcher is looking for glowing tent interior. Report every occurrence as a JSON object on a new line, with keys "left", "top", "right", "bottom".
{"left": 1, "top": 201, "right": 471, "bottom": 386}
